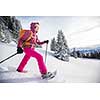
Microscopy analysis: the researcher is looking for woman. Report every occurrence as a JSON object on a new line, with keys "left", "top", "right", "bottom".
{"left": 17, "top": 22, "right": 52, "bottom": 79}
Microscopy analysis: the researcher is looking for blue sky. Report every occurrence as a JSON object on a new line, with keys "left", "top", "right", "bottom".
{"left": 16, "top": 16, "right": 100, "bottom": 48}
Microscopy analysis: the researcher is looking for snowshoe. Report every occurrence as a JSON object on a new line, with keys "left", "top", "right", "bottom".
{"left": 41, "top": 70, "right": 57, "bottom": 80}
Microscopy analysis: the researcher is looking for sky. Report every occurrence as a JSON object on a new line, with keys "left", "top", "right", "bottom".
{"left": 16, "top": 16, "right": 100, "bottom": 48}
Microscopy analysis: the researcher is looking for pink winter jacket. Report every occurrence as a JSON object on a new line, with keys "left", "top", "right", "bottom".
{"left": 17, "top": 30, "right": 45, "bottom": 48}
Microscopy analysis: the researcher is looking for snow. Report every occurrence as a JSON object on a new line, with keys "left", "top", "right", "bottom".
{"left": 0, "top": 42, "right": 100, "bottom": 83}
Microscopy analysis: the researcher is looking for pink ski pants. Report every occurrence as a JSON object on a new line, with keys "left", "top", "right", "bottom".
{"left": 17, "top": 48, "right": 47, "bottom": 74}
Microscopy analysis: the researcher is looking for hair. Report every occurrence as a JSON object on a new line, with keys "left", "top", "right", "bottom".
{"left": 30, "top": 22, "right": 39, "bottom": 27}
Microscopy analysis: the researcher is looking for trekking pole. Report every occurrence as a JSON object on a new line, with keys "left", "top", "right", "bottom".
{"left": 0, "top": 52, "right": 17, "bottom": 64}
{"left": 45, "top": 43, "right": 48, "bottom": 64}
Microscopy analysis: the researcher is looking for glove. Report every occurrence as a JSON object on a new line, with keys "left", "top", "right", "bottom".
{"left": 44, "top": 40, "right": 49, "bottom": 44}
{"left": 17, "top": 47, "right": 23, "bottom": 54}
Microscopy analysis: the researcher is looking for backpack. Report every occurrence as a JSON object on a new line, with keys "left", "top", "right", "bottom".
{"left": 19, "top": 29, "right": 33, "bottom": 42}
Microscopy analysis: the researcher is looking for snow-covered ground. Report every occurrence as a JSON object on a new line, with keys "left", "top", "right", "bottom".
{"left": 0, "top": 42, "right": 100, "bottom": 83}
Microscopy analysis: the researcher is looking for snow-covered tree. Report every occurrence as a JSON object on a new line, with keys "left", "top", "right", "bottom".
{"left": 0, "top": 16, "right": 22, "bottom": 43}
{"left": 50, "top": 37, "right": 57, "bottom": 51}
{"left": 51, "top": 30, "right": 69, "bottom": 62}
{"left": 72, "top": 48, "right": 78, "bottom": 58}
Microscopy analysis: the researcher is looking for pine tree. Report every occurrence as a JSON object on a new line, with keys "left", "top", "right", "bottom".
{"left": 72, "top": 48, "right": 77, "bottom": 58}
{"left": 54, "top": 30, "right": 69, "bottom": 61}
{"left": 0, "top": 16, "right": 22, "bottom": 43}
{"left": 50, "top": 37, "right": 57, "bottom": 51}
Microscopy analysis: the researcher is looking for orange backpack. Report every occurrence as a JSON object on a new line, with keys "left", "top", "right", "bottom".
{"left": 19, "top": 29, "right": 33, "bottom": 42}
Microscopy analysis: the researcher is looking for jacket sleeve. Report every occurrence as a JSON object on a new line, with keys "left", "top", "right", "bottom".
{"left": 36, "top": 35, "right": 45, "bottom": 45}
